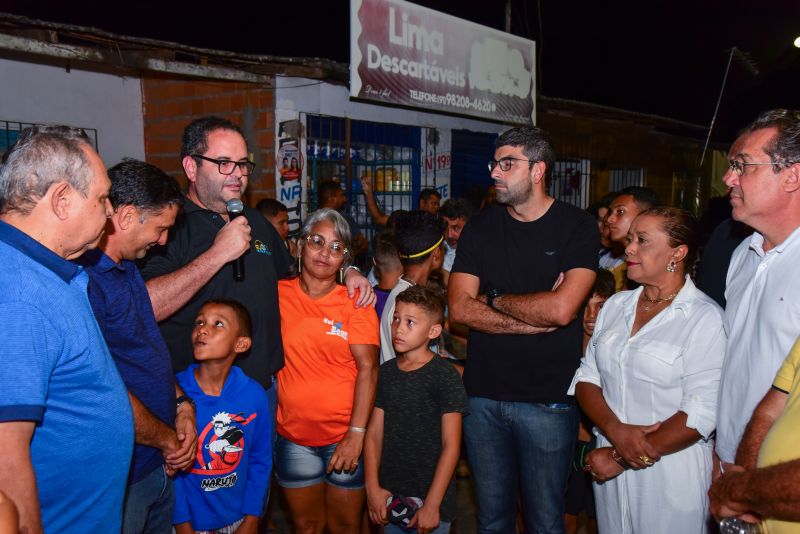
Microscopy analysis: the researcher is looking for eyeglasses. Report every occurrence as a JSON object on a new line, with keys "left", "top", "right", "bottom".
{"left": 192, "top": 154, "right": 256, "bottom": 176}
{"left": 488, "top": 157, "right": 535, "bottom": 172}
{"left": 727, "top": 159, "right": 776, "bottom": 176}
{"left": 305, "top": 234, "right": 348, "bottom": 258}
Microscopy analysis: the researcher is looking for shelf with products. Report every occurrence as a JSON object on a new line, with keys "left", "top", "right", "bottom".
{"left": 305, "top": 115, "right": 422, "bottom": 253}
{"left": 354, "top": 164, "right": 413, "bottom": 194}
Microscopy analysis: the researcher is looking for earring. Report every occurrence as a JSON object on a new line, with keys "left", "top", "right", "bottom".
{"left": 667, "top": 260, "right": 677, "bottom": 273}
{"left": 337, "top": 267, "right": 345, "bottom": 284}
{"left": 297, "top": 255, "right": 302, "bottom": 273}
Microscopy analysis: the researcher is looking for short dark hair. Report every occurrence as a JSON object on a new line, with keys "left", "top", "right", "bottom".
{"left": 587, "top": 192, "right": 618, "bottom": 219}
{"left": 639, "top": 207, "right": 700, "bottom": 278}
{"left": 256, "top": 198, "right": 288, "bottom": 218}
{"left": 318, "top": 180, "right": 343, "bottom": 206}
{"left": 744, "top": 109, "right": 800, "bottom": 172}
{"left": 439, "top": 197, "right": 473, "bottom": 221}
{"left": 107, "top": 158, "right": 182, "bottom": 213}
{"left": 371, "top": 231, "right": 402, "bottom": 282}
{"left": 393, "top": 211, "right": 443, "bottom": 266}
{"left": 419, "top": 188, "right": 441, "bottom": 202}
{"left": 181, "top": 116, "right": 246, "bottom": 160}
{"left": 495, "top": 126, "right": 556, "bottom": 180}
{"left": 386, "top": 209, "right": 408, "bottom": 231}
{"left": 395, "top": 285, "right": 445, "bottom": 324}
{"left": 616, "top": 186, "right": 660, "bottom": 210}
{"left": 593, "top": 269, "right": 616, "bottom": 299}
{"left": 202, "top": 298, "right": 252, "bottom": 338}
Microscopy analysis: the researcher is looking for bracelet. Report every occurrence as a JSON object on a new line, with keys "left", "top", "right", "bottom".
{"left": 610, "top": 448, "right": 629, "bottom": 468}
{"left": 175, "top": 395, "right": 195, "bottom": 411}
{"left": 349, "top": 426, "right": 367, "bottom": 433}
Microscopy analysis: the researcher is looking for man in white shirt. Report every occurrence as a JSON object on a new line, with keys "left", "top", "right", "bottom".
{"left": 715, "top": 109, "right": 800, "bottom": 466}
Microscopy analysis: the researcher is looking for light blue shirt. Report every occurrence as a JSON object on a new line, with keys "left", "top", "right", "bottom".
{"left": 0, "top": 221, "right": 133, "bottom": 534}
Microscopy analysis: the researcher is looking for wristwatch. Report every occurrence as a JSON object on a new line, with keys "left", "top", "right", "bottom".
{"left": 344, "top": 265, "right": 362, "bottom": 275}
{"left": 487, "top": 288, "right": 502, "bottom": 309}
{"left": 176, "top": 395, "right": 195, "bottom": 410}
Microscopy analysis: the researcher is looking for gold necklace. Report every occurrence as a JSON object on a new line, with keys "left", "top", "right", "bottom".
{"left": 640, "top": 291, "right": 679, "bottom": 312}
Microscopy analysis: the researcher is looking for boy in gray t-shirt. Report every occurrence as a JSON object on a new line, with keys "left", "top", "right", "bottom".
{"left": 364, "top": 286, "right": 467, "bottom": 533}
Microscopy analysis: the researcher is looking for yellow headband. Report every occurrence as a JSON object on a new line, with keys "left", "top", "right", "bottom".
{"left": 399, "top": 236, "right": 444, "bottom": 259}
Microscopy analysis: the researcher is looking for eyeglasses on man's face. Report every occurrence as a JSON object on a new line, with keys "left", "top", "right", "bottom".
{"left": 726, "top": 159, "right": 779, "bottom": 177}
{"left": 193, "top": 154, "right": 256, "bottom": 176}
{"left": 305, "top": 234, "right": 348, "bottom": 258}
{"left": 488, "top": 157, "right": 535, "bottom": 172}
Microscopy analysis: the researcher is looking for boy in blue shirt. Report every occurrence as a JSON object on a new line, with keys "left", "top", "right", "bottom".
{"left": 174, "top": 299, "right": 272, "bottom": 534}
{"left": 365, "top": 286, "right": 468, "bottom": 533}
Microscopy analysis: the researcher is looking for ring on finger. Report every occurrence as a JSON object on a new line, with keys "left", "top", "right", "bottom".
{"left": 639, "top": 455, "right": 654, "bottom": 466}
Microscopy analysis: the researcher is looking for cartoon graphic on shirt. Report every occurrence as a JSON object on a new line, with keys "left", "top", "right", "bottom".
{"left": 193, "top": 410, "right": 258, "bottom": 490}
{"left": 204, "top": 412, "right": 244, "bottom": 469}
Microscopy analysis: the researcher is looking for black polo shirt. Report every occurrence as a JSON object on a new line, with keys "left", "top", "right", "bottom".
{"left": 139, "top": 195, "right": 292, "bottom": 387}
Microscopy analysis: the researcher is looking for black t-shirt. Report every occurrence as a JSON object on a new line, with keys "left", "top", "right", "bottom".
{"left": 452, "top": 201, "right": 598, "bottom": 402}
{"left": 695, "top": 218, "right": 750, "bottom": 309}
{"left": 139, "top": 196, "right": 292, "bottom": 387}
{"left": 375, "top": 356, "right": 468, "bottom": 522}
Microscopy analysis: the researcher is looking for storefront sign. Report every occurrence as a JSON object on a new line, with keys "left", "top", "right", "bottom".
{"left": 350, "top": 0, "right": 536, "bottom": 124}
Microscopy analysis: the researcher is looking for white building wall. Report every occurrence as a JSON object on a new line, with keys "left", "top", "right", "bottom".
{"left": 274, "top": 76, "right": 505, "bottom": 224}
{"left": 275, "top": 76, "right": 506, "bottom": 134}
{"left": 0, "top": 57, "right": 144, "bottom": 166}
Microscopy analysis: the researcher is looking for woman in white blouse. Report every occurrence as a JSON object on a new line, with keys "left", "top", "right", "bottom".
{"left": 570, "top": 207, "right": 726, "bottom": 534}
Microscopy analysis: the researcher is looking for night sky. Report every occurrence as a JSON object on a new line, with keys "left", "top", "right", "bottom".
{"left": 2, "top": 0, "right": 798, "bottom": 142}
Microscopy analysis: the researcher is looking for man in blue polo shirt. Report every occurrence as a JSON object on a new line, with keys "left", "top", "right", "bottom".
{"left": 76, "top": 158, "right": 197, "bottom": 533}
{"left": 0, "top": 126, "right": 133, "bottom": 533}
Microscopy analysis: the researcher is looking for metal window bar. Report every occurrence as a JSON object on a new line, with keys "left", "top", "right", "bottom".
{"left": 549, "top": 158, "right": 591, "bottom": 209}
{"left": 610, "top": 168, "right": 645, "bottom": 191}
{"left": 0, "top": 120, "right": 99, "bottom": 156}
{"left": 306, "top": 115, "right": 417, "bottom": 247}
{"left": 351, "top": 142, "right": 415, "bottom": 243}
{"left": 306, "top": 116, "right": 347, "bottom": 214}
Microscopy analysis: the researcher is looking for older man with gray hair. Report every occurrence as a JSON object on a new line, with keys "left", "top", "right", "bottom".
{"left": 0, "top": 126, "right": 133, "bottom": 534}
{"left": 708, "top": 109, "right": 800, "bottom": 530}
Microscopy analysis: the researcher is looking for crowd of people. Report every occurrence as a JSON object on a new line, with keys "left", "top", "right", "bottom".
{"left": 0, "top": 108, "right": 799, "bottom": 534}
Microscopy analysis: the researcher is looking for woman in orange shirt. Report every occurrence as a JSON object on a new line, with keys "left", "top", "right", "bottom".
{"left": 275, "top": 208, "right": 380, "bottom": 533}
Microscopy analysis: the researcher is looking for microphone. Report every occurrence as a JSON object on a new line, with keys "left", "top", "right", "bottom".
{"left": 226, "top": 199, "right": 245, "bottom": 281}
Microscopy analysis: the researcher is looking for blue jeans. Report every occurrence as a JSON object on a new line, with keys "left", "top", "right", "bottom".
{"left": 122, "top": 465, "right": 174, "bottom": 534}
{"left": 384, "top": 521, "right": 451, "bottom": 533}
{"left": 463, "top": 397, "right": 578, "bottom": 534}
{"left": 274, "top": 435, "right": 365, "bottom": 489}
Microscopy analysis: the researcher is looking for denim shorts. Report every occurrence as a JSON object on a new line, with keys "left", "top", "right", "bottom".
{"left": 274, "top": 434, "right": 364, "bottom": 489}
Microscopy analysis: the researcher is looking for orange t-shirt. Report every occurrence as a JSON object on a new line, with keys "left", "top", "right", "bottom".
{"left": 277, "top": 277, "right": 379, "bottom": 446}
